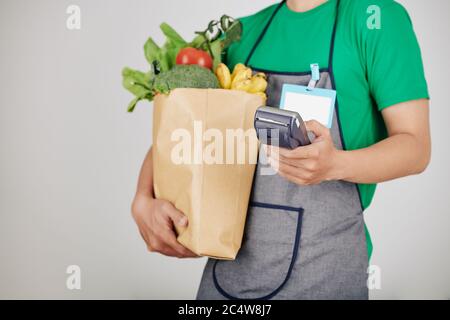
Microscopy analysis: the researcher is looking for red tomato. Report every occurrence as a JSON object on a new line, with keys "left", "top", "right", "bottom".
{"left": 176, "top": 47, "right": 213, "bottom": 70}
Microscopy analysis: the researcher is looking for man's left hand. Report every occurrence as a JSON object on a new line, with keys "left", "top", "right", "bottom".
{"left": 266, "top": 120, "right": 343, "bottom": 185}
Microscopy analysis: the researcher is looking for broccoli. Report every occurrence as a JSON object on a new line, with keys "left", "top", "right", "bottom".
{"left": 152, "top": 65, "right": 219, "bottom": 94}
{"left": 122, "top": 65, "right": 219, "bottom": 112}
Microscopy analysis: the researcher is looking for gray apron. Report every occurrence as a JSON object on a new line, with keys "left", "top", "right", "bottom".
{"left": 197, "top": 0, "right": 368, "bottom": 300}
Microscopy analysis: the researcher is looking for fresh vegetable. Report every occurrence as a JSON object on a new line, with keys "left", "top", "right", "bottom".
{"left": 152, "top": 65, "right": 219, "bottom": 95}
{"left": 190, "top": 15, "right": 242, "bottom": 70}
{"left": 143, "top": 23, "right": 188, "bottom": 73}
{"left": 122, "top": 67, "right": 155, "bottom": 113}
{"left": 123, "top": 65, "right": 219, "bottom": 112}
{"left": 122, "top": 15, "right": 242, "bottom": 112}
{"left": 176, "top": 47, "right": 213, "bottom": 70}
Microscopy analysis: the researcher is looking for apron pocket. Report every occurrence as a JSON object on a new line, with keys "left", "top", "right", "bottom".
{"left": 212, "top": 202, "right": 304, "bottom": 300}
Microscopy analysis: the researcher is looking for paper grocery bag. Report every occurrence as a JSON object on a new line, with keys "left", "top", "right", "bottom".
{"left": 152, "top": 88, "right": 263, "bottom": 260}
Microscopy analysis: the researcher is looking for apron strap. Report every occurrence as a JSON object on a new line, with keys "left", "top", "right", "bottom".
{"left": 328, "top": 0, "right": 341, "bottom": 74}
{"left": 245, "top": 0, "right": 341, "bottom": 70}
{"left": 212, "top": 202, "right": 304, "bottom": 300}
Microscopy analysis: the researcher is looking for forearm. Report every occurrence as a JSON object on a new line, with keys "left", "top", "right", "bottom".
{"left": 136, "top": 147, "right": 155, "bottom": 197}
{"left": 335, "top": 133, "right": 431, "bottom": 184}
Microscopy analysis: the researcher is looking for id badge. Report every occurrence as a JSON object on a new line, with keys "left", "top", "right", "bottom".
{"left": 280, "top": 84, "right": 336, "bottom": 129}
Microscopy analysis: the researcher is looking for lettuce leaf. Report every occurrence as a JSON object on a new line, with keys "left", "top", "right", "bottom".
{"left": 144, "top": 23, "right": 187, "bottom": 72}
{"left": 122, "top": 18, "right": 242, "bottom": 112}
{"left": 122, "top": 67, "right": 154, "bottom": 112}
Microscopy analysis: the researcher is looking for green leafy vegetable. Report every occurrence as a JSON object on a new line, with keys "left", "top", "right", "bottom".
{"left": 220, "top": 20, "right": 242, "bottom": 50}
{"left": 122, "top": 65, "right": 219, "bottom": 112}
{"left": 144, "top": 23, "right": 188, "bottom": 72}
{"left": 160, "top": 22, "right": 188, "bottom": 48}
{"left": 190, "top": 16, "right": 242, "bottom": 70}
{"left": 122, "top": 67, "right": 154, "bottom": 112}
{"left": 122, "top": 15, "right": 242, "bottom": 112}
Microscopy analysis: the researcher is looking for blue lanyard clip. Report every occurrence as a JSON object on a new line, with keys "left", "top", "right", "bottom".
{"left": 307, "top": 63, "right": 320, "bottom": 91}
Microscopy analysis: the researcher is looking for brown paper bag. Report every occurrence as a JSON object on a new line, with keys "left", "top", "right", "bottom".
{"left": 152, "top": 88, "right": 263, "bottom": 260}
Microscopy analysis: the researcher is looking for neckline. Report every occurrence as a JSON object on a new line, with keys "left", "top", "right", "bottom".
{"left": 281, "top": 0, "right": 336, "bottom": 19}
{"left": 244, "top": 0, "right": 341, "bottom": 67}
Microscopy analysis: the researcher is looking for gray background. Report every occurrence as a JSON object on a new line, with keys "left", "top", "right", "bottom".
{"left": 0, "top": 0, "right": 449, "bottom": 299}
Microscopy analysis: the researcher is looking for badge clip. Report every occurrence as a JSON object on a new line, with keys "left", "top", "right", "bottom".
{"left": 307, "top": 63, "right": 320, "bottom": 91}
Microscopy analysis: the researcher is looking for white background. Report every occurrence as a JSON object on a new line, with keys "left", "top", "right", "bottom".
{"left": 0, "top": 0, "right": 449, "bottom": 299}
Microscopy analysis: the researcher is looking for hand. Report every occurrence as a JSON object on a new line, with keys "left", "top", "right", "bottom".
{"left": 131, "top": 193, "right": 198, "bottom": 258}
{"left": 266, "top": 120, "right": 343, "bottom": 185}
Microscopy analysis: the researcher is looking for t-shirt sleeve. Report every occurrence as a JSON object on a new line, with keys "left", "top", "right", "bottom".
{"left": 363, "top": 2, "right": 429, "bottom": 111}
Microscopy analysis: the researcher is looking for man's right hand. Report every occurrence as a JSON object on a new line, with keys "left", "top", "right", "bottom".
{"left": 131, "top": 193, "right": 198, "bottom": 258}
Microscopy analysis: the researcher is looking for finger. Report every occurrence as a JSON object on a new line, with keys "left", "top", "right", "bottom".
{"left": 274, "top": 144, "right": 318, "bottom": 160}
{"left": 267, "top": 146, "right": 295, "bottom": 160}
{"left": 166, "top": 233, "right": 196, "bottom": 257}
{"left": 160, "top": 230, "right": 198, "bottom": 258}
{"left": 278, "top": 166, "right": 317, "bottom": 186}
{"left": 156, "top": 244, "right": 183, "bottom": 258}
{"left": 277, "top": 168, "right": 308, "bottom": 185}
{"left": 277, "top": 161, "right": 311, "bottom": 181}
{"left": 267, "top": 148, "right": 312, "bottom": 169}
{"left": 162, "top": 202, "right": 188, "bottom": 228}
{"left": 279, "top": 157, "right": 316, "bottom": 172}
{"left": 138, "top": 227, "right": 151, "bottom": 246}
{"left": 305, "top": 120, "right": 329, "bottom": 139}
{"left": 147, "top": 236, "right": 182, "bottom": 257}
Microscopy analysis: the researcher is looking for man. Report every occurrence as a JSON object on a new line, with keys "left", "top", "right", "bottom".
{"left": 132, "top": 0, "right": 430, "bottom": 299}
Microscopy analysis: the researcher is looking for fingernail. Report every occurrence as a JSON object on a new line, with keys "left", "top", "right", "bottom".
{"left": 179, "top": 216, "right": 188, "bottom": 227}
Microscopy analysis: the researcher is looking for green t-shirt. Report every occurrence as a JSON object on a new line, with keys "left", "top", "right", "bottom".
{"left": 226, "top": 0, "right": 429, "bottom": 258}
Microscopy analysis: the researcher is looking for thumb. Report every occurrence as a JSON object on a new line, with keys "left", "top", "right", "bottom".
{"left": 164, "top": 203, "right": 188, "bottom": 227}
{"left": 305, "top": 120, "right": 329, "bottom": 140}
